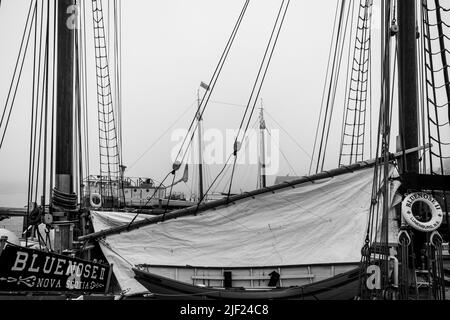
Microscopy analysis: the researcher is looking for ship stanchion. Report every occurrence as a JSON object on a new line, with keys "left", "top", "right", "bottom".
{"left": 105, "top": 263, "right": 114, "bottom": 294}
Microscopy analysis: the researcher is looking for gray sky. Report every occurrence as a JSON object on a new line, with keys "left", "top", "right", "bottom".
{"left": 0, "top": 1, "right": 384, "bottom": 206}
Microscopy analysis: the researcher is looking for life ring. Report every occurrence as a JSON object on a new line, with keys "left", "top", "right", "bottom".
{"left": 401, "top": 192, "right": 443, "bottom": 232}
{"left": 90, "top": 193, "right": 102, "bottom": 208}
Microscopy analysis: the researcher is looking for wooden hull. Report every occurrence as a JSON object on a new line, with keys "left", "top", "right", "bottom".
{"left": 131, "top": 266, "right": 361, "bottom": 300}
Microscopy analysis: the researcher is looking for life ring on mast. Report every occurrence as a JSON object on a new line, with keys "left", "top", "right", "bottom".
{"left": 90, "top": 193, "right": 102, "bottom": 208}
{"left": 401, "top": 192, "right": 443, "bottom": 232}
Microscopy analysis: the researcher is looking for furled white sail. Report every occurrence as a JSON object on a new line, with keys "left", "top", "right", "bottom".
{"left": 91, "top": 166, "right": 400, "bottom": 294}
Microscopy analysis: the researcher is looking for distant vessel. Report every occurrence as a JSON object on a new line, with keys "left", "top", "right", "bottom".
{"left": 82, "top": 174, "right": 194, "bottom": 213}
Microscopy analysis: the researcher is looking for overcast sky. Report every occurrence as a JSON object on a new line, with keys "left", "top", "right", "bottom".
{"left": 0, "top": 0, "right": 385, "bottom": 206}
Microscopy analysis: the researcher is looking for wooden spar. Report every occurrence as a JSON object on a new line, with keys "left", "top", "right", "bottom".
{"left": 53, "top": 0, "right": 76, "bottom": 254}
{"left": 55, "top": 0, "right": 75, "bottom": 194}
{"left": 397, "top": 1, "right": 419, "bottom": 173}
{"left": 0, "top": 208, "right": 27, "bottom": 217}
{"left": 78, "top": 144, "right": 430, "bottom": 242}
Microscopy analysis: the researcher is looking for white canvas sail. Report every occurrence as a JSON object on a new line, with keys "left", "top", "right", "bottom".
{"left": 90, "top": 166, "right": 401, "bottom": 294}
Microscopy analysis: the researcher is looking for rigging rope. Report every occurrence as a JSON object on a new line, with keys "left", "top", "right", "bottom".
{"left": 49, "top": 0, "right": 57, "bottom": 209}
{"left": 113, "top": 0, "right": 123, "bottom": 169}
{"left": 171, "top": 0, "right": 250, "bottom": 173}
{"left": 264, "top": 108, "right": 312, "bottom": 160}
{"left": 422, "top": 0, "right": 450, "bottom": 255}
{"left": 41, "top": 0, "right": 51, "bottom": 213}
{"left": 359, "top": 0, "right": 394, "bottom": 299}
{"left": 339, "top": 0, "right": 373, "bottom": 166}
{"left": 26, "top": 2, "right": 40, "bottom": 242}
{"left": 158, "top": 0, "right": 250, "bottom": 207}
{"left": 361, "top": 0, "right": 450, "bottom": 299}
{"left": 423, "top": 0, "right": 450, "bottom": 169}
{"left": 126, "top": 100, "right": 197, "bottom": 172}
{"left": 24, "top": 0, "right": 57, "bottom": 246}
{"left": 265, "top": 127, "right": 298, "bottom": 177}
{"left": 91, "top": 0, "right": 122, "bottom": 207}
{"left": 80, "top": 0, "right": 91, "bottom": 206}
{"left": 0, "top": 0, "right": 36, "bottom": 150}
{"left": 309, "top": 0, "right": 341, "bottom": 176}
{"left": 310, "top": 0, "right": 353, "bottom": 174}
{"left": 227, "top": 0, "right": 291, "bottom": 198}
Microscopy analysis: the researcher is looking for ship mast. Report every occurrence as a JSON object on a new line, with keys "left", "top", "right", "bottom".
{"left": 54, "top": 0, "right": 76, "bottom": 253}
{"left": 55, "top": 0, "right": 75, "bottom": 194}
{"left": 258, "top": 102, "right": 267, "bottom": 189}
{"left": 397, "top": 1, "right": 419, "bottom": 173}
{"left": 196, "top": 89, "right": 204, "bottom": 202}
